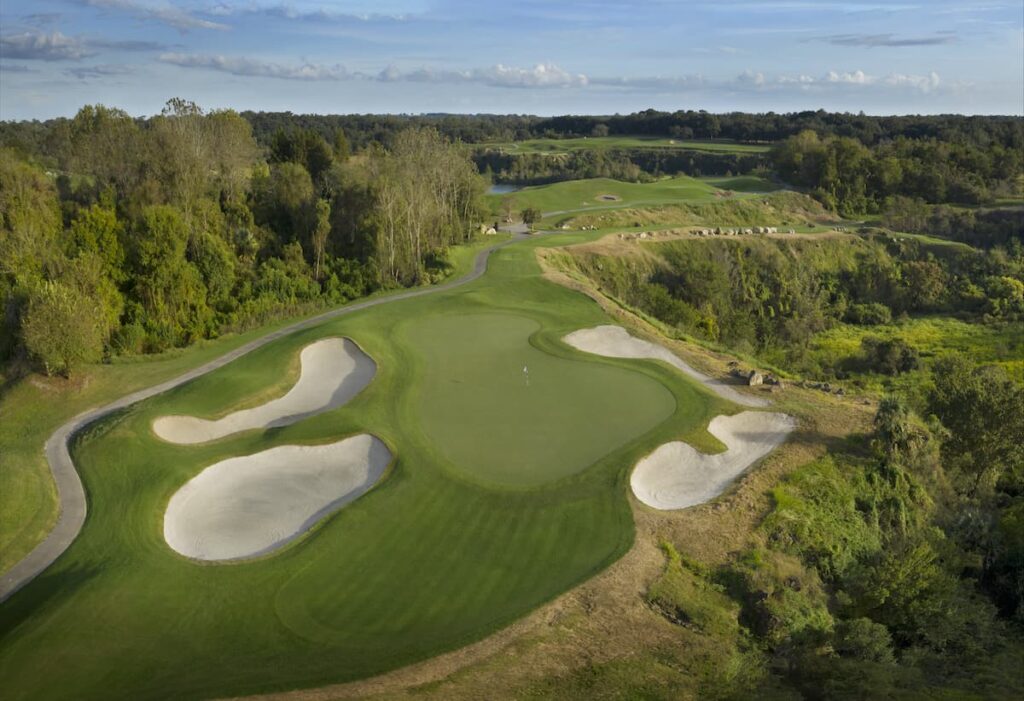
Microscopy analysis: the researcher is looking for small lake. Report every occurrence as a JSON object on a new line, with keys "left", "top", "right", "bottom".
{"left": 488, "top": 184, "right": 522, "bottom": 195}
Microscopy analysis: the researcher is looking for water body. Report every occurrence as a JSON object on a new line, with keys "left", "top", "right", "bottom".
{"left": 488, "top": 184, "right": 522, "bottom": 195}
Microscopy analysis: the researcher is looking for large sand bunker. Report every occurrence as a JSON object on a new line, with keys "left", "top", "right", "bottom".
{"left": 153, "top": 338, "right": 375, "bottom": 444}
{"left": 563, "top": 325, "right": 768, "bottom": 407}
{"left": 164, "top": 435, "right": 391, "bottom": 561}
{"left": 631, "top": 412, "right": 795, "bottom": 510}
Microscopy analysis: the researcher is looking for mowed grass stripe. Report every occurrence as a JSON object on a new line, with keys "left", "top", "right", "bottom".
{"left": 0, "top": 233, "right": 719, "bottom": 700}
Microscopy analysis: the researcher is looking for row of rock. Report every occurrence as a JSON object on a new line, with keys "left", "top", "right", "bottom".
{"left": 800, "top": 380, "right": 845, "bottom": 396}
{"left": 616, "top": 231, "right": 675, "bottom": 240}
{"left": 693, "top": 225, "right": 792, "bottom": 237}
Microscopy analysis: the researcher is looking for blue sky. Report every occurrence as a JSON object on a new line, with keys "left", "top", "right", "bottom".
{"left": 1, "top": 1, "right": 1022, "bottom": 119}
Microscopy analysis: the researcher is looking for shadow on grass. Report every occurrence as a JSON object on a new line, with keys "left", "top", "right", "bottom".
{"left": 0, "top": 565, "right": 100, "bottom": 641}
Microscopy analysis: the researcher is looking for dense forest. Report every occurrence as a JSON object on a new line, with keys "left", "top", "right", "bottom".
{"left": 3, "top": 107, "right": 1020, "bottom": 215}
{"left": 0, "top": 100, "right": 485, "bottom": 376}
{"left": 473, "top": 148, "right": 766, "bottom": 185}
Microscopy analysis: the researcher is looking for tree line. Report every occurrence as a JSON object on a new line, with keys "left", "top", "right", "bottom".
{"left": 566, "top": 234, "right": 1023, "bottom": 375}
{"left": 0, "top": 100, "right": 485, "bottom": 376}
{"left": 772, "top": 129, "right": 1024, "bottom": 215}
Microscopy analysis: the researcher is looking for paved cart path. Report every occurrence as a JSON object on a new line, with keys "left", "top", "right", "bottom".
{"left": 0, "top": 234, "right": 524, "bottom": 603}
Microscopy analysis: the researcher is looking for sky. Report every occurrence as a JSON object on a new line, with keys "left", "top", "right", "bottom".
{"left": 0, "top": 1, "right": 1022, "bottom": 120}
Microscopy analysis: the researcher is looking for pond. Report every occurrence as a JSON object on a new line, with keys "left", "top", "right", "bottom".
{"left": 488, "top": 184, "right": 522, "bottom": 195}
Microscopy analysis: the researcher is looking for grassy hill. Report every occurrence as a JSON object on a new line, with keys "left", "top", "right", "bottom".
{"left": 484, "top": 175, "right": 781, "bottom": 222}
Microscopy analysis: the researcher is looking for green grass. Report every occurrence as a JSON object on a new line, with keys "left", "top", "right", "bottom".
{"left": 485, "top": 175, "right": 778, "bottom": 220}
{"left": 480, "top": 136, "right": 770, "bottom": 155}
{"left": 802, "top": 316, "right": 1024, "bottom": 387}
{"left": 406, "top": 312, "right": 675, "bottom": 486}
{"left": 0, "top": 237, "right": 501, "bottom": 575}
{"left": 0, "top": 230, "right": 727, "bottom": 700}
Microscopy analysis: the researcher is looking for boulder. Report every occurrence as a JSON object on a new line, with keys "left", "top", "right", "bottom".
{"left": 748, "top": 371, "right": 764, "bottom": 386}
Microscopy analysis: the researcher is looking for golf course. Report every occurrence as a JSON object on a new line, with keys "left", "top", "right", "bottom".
{"left": 0, "top": 227, "right": 758, "bottom": 700}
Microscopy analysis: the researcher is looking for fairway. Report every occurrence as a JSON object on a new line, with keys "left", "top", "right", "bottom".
{"left": 486, "top": 175, "right": 778, "bottom": 219}
{"left": 0, "top": 231, "right": 725, "bottom": 701}
{"left": 407, "top": 313, "right": 675, "bottom": 486}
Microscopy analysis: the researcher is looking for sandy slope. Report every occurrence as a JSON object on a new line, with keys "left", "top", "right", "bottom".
{"left": 630, "top": 412, "right": 795, "bottom": 510}
{"left": 563, "top": 325, "right": 768, "bottom": 407}
{"left": 152, "top": 338, "right": 375, "bottom": 444}
{"left": 164, "top": 434, "right": 391, "bottom": 561}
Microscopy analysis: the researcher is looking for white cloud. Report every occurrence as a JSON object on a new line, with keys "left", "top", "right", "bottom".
{"left": 825, "top": 69, "right": 870, "bottom": 84}
{"left": 883, "top": 71, "right": 941, "bottom": 91}
{"left": 74, "top": 0, "right": 228, "bottom": 31}
{"left": 474, "top": 63, "right": 587, "bottom": 89}
{"left": 0, "top": 31, "right": 94, "bottom": 61}
{"left": 771, "top": 69, "right": 941, "bottom": 92}
{"left": 735, "top": 70, "right": 766, "bottom": 87}
{"left": 162, "top": 54, "right": 588, "bottom": 89}
{"left": 155, "top": 52, "right": 945, "bottom": 98}
{"left": 159, "top": 53, "right": 351, "bottom": 80}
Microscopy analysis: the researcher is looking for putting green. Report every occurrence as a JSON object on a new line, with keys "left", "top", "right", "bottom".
{"left": 0, "top": 232, "right": 725, "bottom": 701}
{"left": 407, "top": 313, "right": 674, "bottom": 486}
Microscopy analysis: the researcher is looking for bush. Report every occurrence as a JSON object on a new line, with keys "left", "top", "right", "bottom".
{"left": 861, "top": 336, "right": 920, "bottom": 375}
{"left": 833, "top": 618, "right": 894, "bottom": 663}
{"left": 21, "top": 281, "right": 104, "bottom": 376}
{"left": 846, "top": 302, "right": 893, "bottom": 326}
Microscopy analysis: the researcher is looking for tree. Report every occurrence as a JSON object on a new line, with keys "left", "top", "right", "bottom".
{"left": 67, "top": 104, "right": 144, "bottom": 197}
{"left": 521, "top": 207, "right": 541, "bottom": 228}
{"left": 69, "top": 204, "right": 126, "bottom": 282}
{"left": 501, "top": 194, "right": 517, "bottom": 223}
{"left": 591, "top": 123, "right": 610, "bottom": 138}
{"left": 928, "top": 356, "right": 1024, "bottom": 495}
{"left": 311, "top": 198, "right": 330, "bottom": 281}
{"left": 21, "top": 281, "right": 104, "bottom": 377}
{"left": 861, "top": 336, "right": 920, "bottom": 375}
{"left": 0, "top": 151, "right": 63, "bottom": 359}
{"left": 253, "top": 162, "right": 315, "bottom": 251}
{"left": 129, "top": 205, "right": 212, "bottom": 348}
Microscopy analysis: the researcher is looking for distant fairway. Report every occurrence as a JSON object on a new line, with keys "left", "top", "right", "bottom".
{"left": 407, "top": 313, "right": 675, "bottom": 486}
{"left": 483, "top": 136, "right": 769, "bottom": 155}
{"left": 0, "top": 231, "right": 725, "bottom": 700}
{"left": 486, "top": 175, "right": 779, "bottom": 220}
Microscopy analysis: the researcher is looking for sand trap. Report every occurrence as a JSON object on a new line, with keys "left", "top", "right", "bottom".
{"left": 164, "top": 434, "right": 391, "bottom": 561}
{"left": 563, "top": 325, "right": 768, "bottom": 407}
{"left": 631, "top": 412, "right": 795, "bottom": 510}
{"left": 153, "top": 338, "right": 375, "bottom": 444}
{"left": 596, "top": 194, "right": 621, "bottom": 202}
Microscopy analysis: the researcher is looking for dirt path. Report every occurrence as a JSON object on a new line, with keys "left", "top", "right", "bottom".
{"left": 0, "top": 234, "right": 525, "bottom": 603}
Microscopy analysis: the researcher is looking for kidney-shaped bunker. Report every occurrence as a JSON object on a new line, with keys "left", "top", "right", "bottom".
{"left": 164, "top": 434, "right": 391, "bottom": 561}
{"left": 153, "top": 337, "right": 376, "bottom": 444}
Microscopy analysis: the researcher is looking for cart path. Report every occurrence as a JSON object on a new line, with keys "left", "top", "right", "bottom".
{"left": 0, "top": 234, "right": 524, "bottom": 603}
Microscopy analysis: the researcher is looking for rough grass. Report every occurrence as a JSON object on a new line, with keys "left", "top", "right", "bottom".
{"left": 479, "top": 136, "right": 769, "bottom": 155}
{"left": 796, "top": 317, "right": 1024, "bottom": 388}
{"left": 0, "top": 230, "right": 726, "bottom": 700}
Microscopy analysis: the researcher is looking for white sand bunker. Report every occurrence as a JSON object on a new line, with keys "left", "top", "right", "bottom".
{"left": 164, "top": 435, "right": 391, "bottom": 561}
{"left": 631, "top": 412, "right": 795, "bottom": 510}
{"left": 153, "top": 338, "right": 375, "bottom": 444}
{"left": 563, "top": 325, "right": 768, "bottom": 407}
